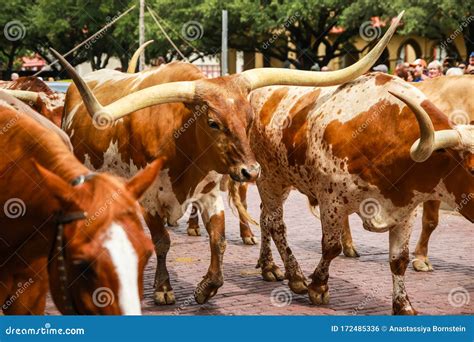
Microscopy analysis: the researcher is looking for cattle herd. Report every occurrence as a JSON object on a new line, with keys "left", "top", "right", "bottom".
{"left": 0, "top": 11, "right": 472, "bottom": 315}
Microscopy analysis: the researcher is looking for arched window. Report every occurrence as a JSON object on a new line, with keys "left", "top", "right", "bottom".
{"left": 397, "top": 39, "right": 422, "bottom": 64}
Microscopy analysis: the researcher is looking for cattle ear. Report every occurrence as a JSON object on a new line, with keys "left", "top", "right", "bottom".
{"left": 126, "top": 158, "right": 164, "bottom": 199}
{"left": 32, "top": 160, "right": 81, "bottom": 209}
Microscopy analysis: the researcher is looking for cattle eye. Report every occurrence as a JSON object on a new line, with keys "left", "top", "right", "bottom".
{"left": 208, "top": 120, "right": 220, "bottom": 130}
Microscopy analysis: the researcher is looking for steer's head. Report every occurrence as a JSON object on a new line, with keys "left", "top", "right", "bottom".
{"left": 389, "top": 89, "right": 474, "bottom": 223}
{"left": 34, "top": 159, "right": 162, "bottom": 315}
{"left": 49, "top": 11, "right": 402, "bottom": 182}
{"left": 189, "top": 76, "right": 259, "bottom": 181}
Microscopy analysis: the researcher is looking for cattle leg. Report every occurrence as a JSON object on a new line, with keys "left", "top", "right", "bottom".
{"left": 308, "top": 208, "right": 343, "bottom": 305}
{"left": 412, "top": 200, "right": 440, "bottom": 272}
{"left": 341, "top": 216, "right": 360, "bottom": 257}
{"left": 194, "top": 191, "right": 227, "bottom": 304}
{"left": 390, "top": 218, "right": 417, "bottom": 315}
{"left": 186, "top": 205, "right": 201, "bottom": 236}
{"left": 145, "top": 212, "right": 175, "bottom": 305}
{"left": 238, "top": 183, "right": 257, "bottom": 245}
{"left": 259, "top": 180, "right": 305, "bottom": 292}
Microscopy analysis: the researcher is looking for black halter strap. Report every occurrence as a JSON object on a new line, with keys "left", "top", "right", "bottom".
{"left": 49, "top": 172, "right": 95, "bottom": 315}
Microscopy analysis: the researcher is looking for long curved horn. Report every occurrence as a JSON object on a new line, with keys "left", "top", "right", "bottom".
{"left": 127, "top": 40, "right": 154, "bottom": 73}
{"left": 388, "top": 89, "right": 464, "bottom": 162}
{"left": 50, "top": 48, "right": 196, "bottom": 124}
{"left": 1, "top": 89, "right": 39, "bottom": 103}
{"left": 240, "top": 11, "right": 404, "bottom": 91}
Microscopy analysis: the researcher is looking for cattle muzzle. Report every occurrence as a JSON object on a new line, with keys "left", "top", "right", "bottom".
{"left": 230, "top": 162, "right": 261, "bottom": 182}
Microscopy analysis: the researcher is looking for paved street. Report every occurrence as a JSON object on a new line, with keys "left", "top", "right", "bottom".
{"left": 45, "top": 185, "right": 473, "bottom": 315}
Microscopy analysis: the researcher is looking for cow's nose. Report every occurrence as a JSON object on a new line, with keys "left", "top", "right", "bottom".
{"left": 241, "top": 163, "right": 260, "bottom": 181}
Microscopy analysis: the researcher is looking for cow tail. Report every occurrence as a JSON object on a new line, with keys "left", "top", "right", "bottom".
{"left": 228, "top": 180, "right": 259, "bottom": 226}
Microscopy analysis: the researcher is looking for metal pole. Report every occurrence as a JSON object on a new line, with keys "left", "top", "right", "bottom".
{"left": 139, "top": 0, "right": 146, "bottom": 70}
{"left": 221, "top": 10, "right": 228, "bottom": 76}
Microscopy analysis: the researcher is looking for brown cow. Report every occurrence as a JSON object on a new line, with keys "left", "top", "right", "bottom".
{"left": 248, "top": 73, "right": 473, "bottom": 314}
{"left": 1, "top": 77, "right": 65, "bottom": 127}
{"left": 50, "top": 12, "right": 401, "bottom": 306}
{"left": 0, "top": 93, "right": 161, "bottom": 314}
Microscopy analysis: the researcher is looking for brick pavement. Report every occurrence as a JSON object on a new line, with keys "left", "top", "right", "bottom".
{"left": 45, "top": 185, "right": 473, "bottom": 315}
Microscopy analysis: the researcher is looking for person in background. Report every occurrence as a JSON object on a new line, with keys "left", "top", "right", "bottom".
{"left": 428, "top": 60, "right": 443, "bottom": 78}
{"left": 445, "top": 67, "right": 464, "bottom": 76}
{"left": 442, "top": 57, "right": 455, "bottom": 74}
{"left": 11, "top": 73, "right": 19, "bottom": 81}
{"left": 469, "top": 52, "right": 474, "bottom": 67}
{"left": 372, "top": 64, "right": 388, "bottom": 73}
{"left": 410, "top": 59, "right": 427, "bottom": 82}
{"left": 466, "top": 65, "right": 474, "bottom": 75}
{"left": 395, "top": 62, "right": 409, "bottom": 80}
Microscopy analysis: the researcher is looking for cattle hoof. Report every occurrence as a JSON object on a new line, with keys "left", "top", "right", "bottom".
{"left": 154, "top": 290, "right": 176, "bottom": 305}
{"left": 343, "top": 245, "right": 360, "bottom": 258}
{"left": 308, "top": 285, "right": 330, "bottom": 305}
{"left": 242, "top": 236, "right": 258, "bottom": 245}
{"left": 194, "top": 277, "right": 222, "bottom": 304}
{"left": 261, "top": 263, "right": 285, "bottom": 282}
{"left": 288, "top": 279, "right": 308, "bottom": 294}
{"left": 392, "top": 305, "right": 418, "bottom": 315}
{"left": 412, "top": 258, "right": 433, "bottom": 272}
{"left": 187, "top": 227, "right": 201, "bottom": 236}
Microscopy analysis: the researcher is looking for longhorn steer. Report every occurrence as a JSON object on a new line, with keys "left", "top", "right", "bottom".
{"left": 0, "top": 92, "right": 160, "bottom": 315}
{"left": 249, "top": 73, "right": 473, "bottom": 314}
{"left": 0, "top": 77, "right": 65, "bottom": 127}
{"left": 232, "top": 75, "right": 474, "bottom": 269}
{"left": 51, "top": 12, "right": 401, "bottom": 305}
